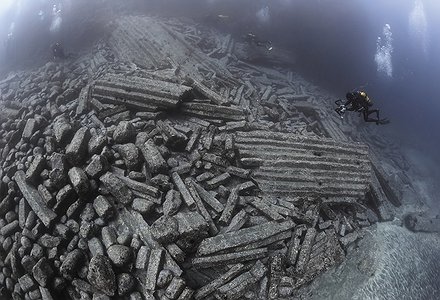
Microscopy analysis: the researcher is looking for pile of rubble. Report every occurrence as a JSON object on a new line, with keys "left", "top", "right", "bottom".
{"left": 0, "top": 16, "right": 403, "bottom": 300}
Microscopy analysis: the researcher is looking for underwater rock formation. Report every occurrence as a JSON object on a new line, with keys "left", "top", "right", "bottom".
{"left": 0, "top": 15, "right": 408, "bottom": 300}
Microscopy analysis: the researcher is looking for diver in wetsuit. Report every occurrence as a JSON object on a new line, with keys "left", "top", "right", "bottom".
{"left": 335, "top": 91, "right": 389, "bottom": 125}
{"left": 51, "top": 42, "right": 65, "bottom": 59}
{"left": 244, "top": 33, "right": 273, "bottom": 51}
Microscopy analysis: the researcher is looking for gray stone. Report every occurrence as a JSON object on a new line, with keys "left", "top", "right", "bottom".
{"left": 68, "top": 167, "right": 89, "bottom": 196}
{"left": 18, "top": 274, "right": 36, "bottom": 293}
{"left": 101, "top": 226, "right": 118, "bottom": 249}
{"left": 87, "top": 255, "right": 116, "bottom": 296}
{"left": 107, "top": 244, "right": 133, "bottom": 267}
{"left": 65, "top": 127, "right": 91, "bottom": 166}
{"left": 113, "top": 143, "right": 141, "bottom": 170}
{"left": 165, "top": 277, "right": 186, "bottom": 299}
{"left": 38, "top": 234, "right": 61, "bottom": 248}
{"left": 100, "top": 172, "right": 132, "bottom": 205}
{"left": 60, "top": 249, "right": 84, "bottom": 278}
{"left": 32, "top": 257, "right": 54, "bottom": 287}
{"left": 117, "top": 273, "right": 135, "bottom": 296}
{"left": 85, "top": 155, "right": 109, "bottom": 179}
{"left": 15, "top": 171, "right": 57, "bottom": 228}
{"left": 191, "top": 248, "right": 268, "bottom": 269}
{"left": 0, "top": 220, "right": 19, "bottom": 236}
{"left": 88, "top": 237, "right": 105, "bottom": 257}
{"left": 197, "top": 220, "right": 295, "bottom": 256}
{"left": 135, "top": 246, "right": 150, "bottom": 270}
{"left": 171, "top": 172, "right": 195, "bottom": 209}
{"left": 139, "top": 139, "right": 168, "bottom": 174}
{"left": 177, "top": 287, "right": 194, "bottom": 300}
{"left": 131, "top": 198, "right": 154, "bottom": 215}
{"left": 157, "top": 269, "right": 173, "bottom": 288}
{"left": 144, "top": 249, "right": 164, "bottom": 291}
{"left": 88, "top": 135, "right": 107, "bottom": 156}
{"left": 54, "top": 184, "right": 76, "bottom": 214}
{"left": 25, "top": 155, "right": 46, "bottom": 184}
{"left": 93, "top": 195, "right": 113, "bottom": 220}
{"left": 49, "top": 153, "right": 67, "bottom": 188}
{"left": 53, "top": 117, "right": 72, "bottom": 145}
{"left": 113, "top": 121, "right": 136, "bottom": 144}
{"left": 22, "top": 119, "right": 37, "bottom": 140}
{"left": 151, "top": 215, "right": 179, "bottom": 244}
{"left": 163, "top": 190, "right": 182, "bottom": 216}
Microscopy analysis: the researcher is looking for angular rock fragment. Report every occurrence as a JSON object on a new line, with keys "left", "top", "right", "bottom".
{"left": 206, "top": 172, "right": 231, "bottom": 190}
{"left": 144, "top": 249, "right": 164, "bottom": 291}
{"left": 287, "top": 225, "right": 306, "bottom": 267}
{"left": 60, "top": 249, "right": 84, "bottom": 278}
{"left": 88, "top": 255, "right": 116, "bottom": 296}
{"left": 219, "top": 188, "right": 239, "bottom": 226}
{"left": 117, "top": 273, "right": 135, "bottom": 296}
{"left": 88, "top": 237, "right": 105, "bottom": 257}
{"left": 102, "top": 226, "right": 118, "bottom": 249}
{"left": 157, "top": 120, "right": 188, "bottom": 150}
{"left": 113, "top": 143, "right": 141, "bottom": 170}
{"left": 65, "top": 127, "right": 91, "bottom": 166}
{"left": 53, "top": 116, "right": 72, "bottom": 145}
{"left": 100, "top": 172, "right": 132, "bottom": 205}
{"left": 18, "top": 274, "right": 36, "bottom": 293}
{"left": 192, "top": 248, "right": 268, "bottom": 269}
{"left": 93, "top": 195, "right": 113, "bottom": 220}
{"left": 132, "top": 197, "right": 154, "bottom": 214}
{"left": 198, "top": 220, "right": 295, "bottom": 256}
{"left": 49, "top": 153, "right": 67, "bottom": 188}
{"left": 88, "top": 135, "right": 107, "bottom": 156}
{"left": 194, "top": 264, "right": 246, "bottom": 300}
{"left": 85, "top": 155, "right": 109, "bottom": 179}
{"left": 68, "top": 167, "right": 89, "bottom": 196}
{"left": 15, "top": 171, "right": 57, "bottom": 227}
{"left": 54, "top": 184, "right": 76, "bottom": 214}
{"left": 151, "top": 215, "right": 179, "bottom": 244}
{"left": 295, "top": 227, "right": 316, "bottom": 275}
{"left": 185, "top": 127, "right": 201, "bottom": 152}
{"left": 22, "top": 118, "right": 37, "bottom": 140}
{"left": 192, "top": 182, "right": 224, "bottom": 213}
{"left": 215, "top": 260, "right": 267, "bottom": 300}
{"left": 140, "top": 139, "right": 168, "bottom": 174}
{"left": 25, "top": 155, "right": 46, "bottom": 184}
{"left": 32, "top": 257, "right": 54, "bottom": 287}
{"left": 165, "top": 277, "right": 186, "bottom": 299}
{"left": 171, "top": 172, "right": 195, "bottom": 209}
{"left": 250, "top": 198, "right": 284, "bottom": 221}
{"left": 163, "top": 190, "right": 182, "bottom": 216}
{"left": 113, "top": 121, "right": 136, "bottom": 144}
{"left": 135, "top": 246, "right": 150, "bottom": 270}
{"left": 225, "top": 210, "right": 248, "bottom": 233}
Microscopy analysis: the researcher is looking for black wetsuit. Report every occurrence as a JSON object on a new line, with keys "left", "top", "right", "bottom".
{"left": 344, "top": 91, "right": 382, "bottom": 124}
{"left": 51, "top": 43, "right": 65, "bottom": 59}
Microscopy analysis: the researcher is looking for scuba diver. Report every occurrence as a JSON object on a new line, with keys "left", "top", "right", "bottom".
{"left": 50, "top": 42, "right": 66, "bottom": 59}
{"left": 335, "top": 90, "right": 389, "bottom": 125}
{"left": 244, "top": 33, "right": 273, "bottom": 51}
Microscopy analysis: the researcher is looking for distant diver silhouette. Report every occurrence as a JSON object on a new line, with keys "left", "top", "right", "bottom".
{"left": 335, "top": 90, "right": 389, "bottom": 125}
{"left": 244, "top": 33, "right": 273, "bottom": 51}
{"left": 51, "top": 42, "right": 66, "bottom": 59}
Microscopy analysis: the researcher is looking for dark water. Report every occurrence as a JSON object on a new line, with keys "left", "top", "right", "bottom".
{"left": 1, "top": 0, "right": 439, "bottom": 169}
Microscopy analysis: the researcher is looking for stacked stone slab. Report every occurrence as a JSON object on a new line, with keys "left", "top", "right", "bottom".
{"left": 92, "top": 73, "right": 193, "bottom": 112}
{"left": 235, "top": 130, "right": 371, "bottom": 198}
